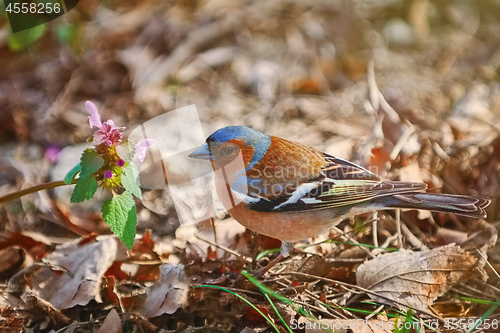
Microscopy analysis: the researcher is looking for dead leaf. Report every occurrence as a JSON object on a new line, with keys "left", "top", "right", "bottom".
{"left": 0, "top": 231, "right": 49, "bottom": 259}
{"left": 140, "top": 264, "right": 188, "bottom": 318}
{"left": 31, "top": 235, "right": 123, "bottom": 309}
{"left": 368, "top": 146, "right": 391, "bottom": 175}
{"left": 128, "top": 231, "right": 161, "bottom": 282}
{"left": 289, "top": 78, "right": 323, "bottom": 95}
{"left": 97, "top": 309, "right": 122, "bottom": 333}
{"left": 0, "top": 247, "right": 25, "bottom": 281}
{"left": 242, "top": 304, "right": 270, "bottom": 324}
{"left": 356, "top": 244, "right": 478, "bottom": 313}
{"left": 283, "top": 256, "right": 335, "bottom": 278}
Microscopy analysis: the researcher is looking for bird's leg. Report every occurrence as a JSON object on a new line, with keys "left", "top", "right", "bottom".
{"left": 253, "top": 242, "right": 294, "bottom": 278}
{"left": 280, "top": 242, "right": 294, "bottom": 257}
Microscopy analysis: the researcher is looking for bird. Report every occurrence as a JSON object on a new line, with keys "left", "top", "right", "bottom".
{"left": 189, "top": 126, "right": 491, "bottom": 263}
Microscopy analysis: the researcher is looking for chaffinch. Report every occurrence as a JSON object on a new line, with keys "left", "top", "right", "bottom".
{"left": 189, "top": 126, "right": 491, "bottom": 257}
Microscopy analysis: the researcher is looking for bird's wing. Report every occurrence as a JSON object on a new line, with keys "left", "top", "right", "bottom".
{"left": 247, "top": 153, "right": 427, "bottom": 212}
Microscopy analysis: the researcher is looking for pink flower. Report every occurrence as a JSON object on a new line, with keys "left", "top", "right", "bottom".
{"left": 135, "top": 139, "right": 154, "bottom": 162}
{"left": 116, "top": 159, "right": 125, "bottom": 167}
{"left": 85, "top": 101, "right": 125, "bottom": 146}
{"left": 104, "top": 171, "right": 113, "bottom": 179}
{"left": 45, "top": 146, "right": 61, "bottom": 163}
{"left": 86, "top": 101, "right": 102, "bottom": 129}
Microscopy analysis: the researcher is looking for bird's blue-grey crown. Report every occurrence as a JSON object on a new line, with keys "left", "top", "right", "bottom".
{"left": 207, "top": 126, "right": 269, "bottom": 145}
{"left": 208, "top": 126, "right": 272, "bottom": 171}
{"left": 190, "top": 126, "right": 272, "bottom": 171}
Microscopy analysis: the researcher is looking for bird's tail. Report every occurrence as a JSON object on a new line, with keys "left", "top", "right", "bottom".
{"left": 382, "top": 193, "right": 491, "bottom": 219}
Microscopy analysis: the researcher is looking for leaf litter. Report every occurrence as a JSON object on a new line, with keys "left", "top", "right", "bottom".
{"left": 0, "top": 0, "right": 500, "bottom": 331}
{"left": 356, "top": 244, "right": 479, "bottom": 313}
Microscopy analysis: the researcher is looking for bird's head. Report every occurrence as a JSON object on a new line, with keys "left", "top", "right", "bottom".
{"left": 189, "top": 126, "right": 271, "bottom": 171}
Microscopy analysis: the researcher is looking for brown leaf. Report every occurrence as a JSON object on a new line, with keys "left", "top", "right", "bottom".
{"left": 0, "top": 232, "right": 48, "bottom": 259}
{"left": 369, "top": 147, "right": 391, "bottom": 175}
{"left": 104, "top": 261, "right": 129, "bottom": 280}
{"left": 0, "top": 247, "right": 25, "bottom": 281}
{"left": 104, "top": 276, "right": 120, "bottom": 307}
{"left": 31, "top": 235, "right": 122, "bottom": 309}
{"left": 97, "top": 309, "right": 122, "bottom": 333}
{"left": 356, "top": 244, "right": 478, "bottom": 312}
{"left": 207, "top": 246, "right": 217, "bottom": 260}
{"left": 289, "top": 78, "right": 323, "bottom": 95}
{"left": 140, "top": 264, "right": 188, "bottom": 318}
{"left": 242, "top": 304, "right": 270, "bottom": 324}
{"left": 282, "top": 256, "right": 335, "bottom": 278}
{"left": 77, "top": 232, "right": 99, "bottom": 246}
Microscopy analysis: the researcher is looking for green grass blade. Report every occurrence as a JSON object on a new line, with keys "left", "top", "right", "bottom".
{"left": 261, "top": 289, "right": 293, "bottom": 333}
{"left": 242, "top": 271, "right": 334, "bottom": 333}
{"left": 242, "top": 271, "right": 312, "bottom": 317}
{"left": 192, "top": 285, "right": 280, "bottom": 333}
{"left": 468, "top": 298, "right": 500, "bottom": 332}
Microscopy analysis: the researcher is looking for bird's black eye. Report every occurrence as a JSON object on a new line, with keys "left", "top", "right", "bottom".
{"left": 221, "top": 145, "right": 235, "bottom": 155}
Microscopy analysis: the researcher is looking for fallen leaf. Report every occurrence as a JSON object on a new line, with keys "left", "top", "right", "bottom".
{"left": 242, "top": 304, "right": 270, "bottom": 324}
{"left": 128, "top": 231, "right": 161, "bottom": 282}
{"left": 369, "top": 146, "right": 391, "bottom": 175}
{"left": 283, "top": 255, "right": 335, "bottom": 278}
{"left": 31, "top": 235, "right": 122, "bottom": 309}
{"left": 104, "top": 261, "right": 129, "bottom": 280}
{"left": 0, "top": 232, "right": 49, "bottom": 259}
{"left": 104, "top": 276, "right": 120, "bottom": 307}
{"left": 289, "top": 78, "right": 323, "bottom": 95}
{"left": 356, "top": 244, "right": 478, "bottom": 313}
{"left": 140, "top": 264, "right": 188, "bottom": 318}
{"left": 207, "top": 246, "right": 217, "bottom": 260}
{"left": 0, "top": 247, "right": 25, "bottom": 281}
{"left": 77, "top": 232, "right": 99, "bottom": 246}
{"left": 97, "top": 309, "right": 122, "bottom": 333}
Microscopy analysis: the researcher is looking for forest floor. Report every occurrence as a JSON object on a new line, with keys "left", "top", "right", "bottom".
{"left": 1, "top": 0, "right": 500, "bottom": 332}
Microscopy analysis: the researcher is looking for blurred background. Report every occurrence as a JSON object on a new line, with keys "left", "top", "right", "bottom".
{"left": 1, "top": 0, "right": 499, "bottom": 246}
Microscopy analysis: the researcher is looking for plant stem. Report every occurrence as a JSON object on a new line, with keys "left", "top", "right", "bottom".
{"left": 0, "top": 179, "right": 76, "bottom": 205}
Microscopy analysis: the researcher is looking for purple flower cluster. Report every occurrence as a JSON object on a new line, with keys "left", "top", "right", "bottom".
{"left": 85, "top": 101, "right": 153, "bottom": 162}
{"left": 86, "top": 101, "right": 125, "bottom": 146}
{"left": 85, "top": 101, "right": 154, "bottom": 181}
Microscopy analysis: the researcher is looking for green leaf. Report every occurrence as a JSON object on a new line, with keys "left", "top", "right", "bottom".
{"left": 121, "top": 164, "right": 142, "bottom": 199}
{"left": 394, "top": 308, "right": 414, "bottom": 333}
{"left": 80, "top": 148, "right": 104, "bottom": 176}
{"left": 8, "top": 24, "right": 46, "bottom": 52}
{"left": 70, "top": 173, "right": 98, "bottom": 203}
{"left": 64, "top": 163, "right": 82, "bottom": 185}
{"left": 116, "top": 140, "right": 135, "bottom": 162}
{"left": 101, "top": 192, "right": 137, "bottom": 249}
{"left": 68, "top": 149, "right": 102, "bottom": 203}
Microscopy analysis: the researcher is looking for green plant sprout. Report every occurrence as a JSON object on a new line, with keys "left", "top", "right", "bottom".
{"left": 64, "top": 101, "right": 153, "bottom": 249}
{"left": 0, "top": 101, "right": 153, "bottom": 249}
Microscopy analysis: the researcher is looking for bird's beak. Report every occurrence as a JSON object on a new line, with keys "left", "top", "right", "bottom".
{"left": 189, "top": 143, "right": 212, "bottom": 160}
